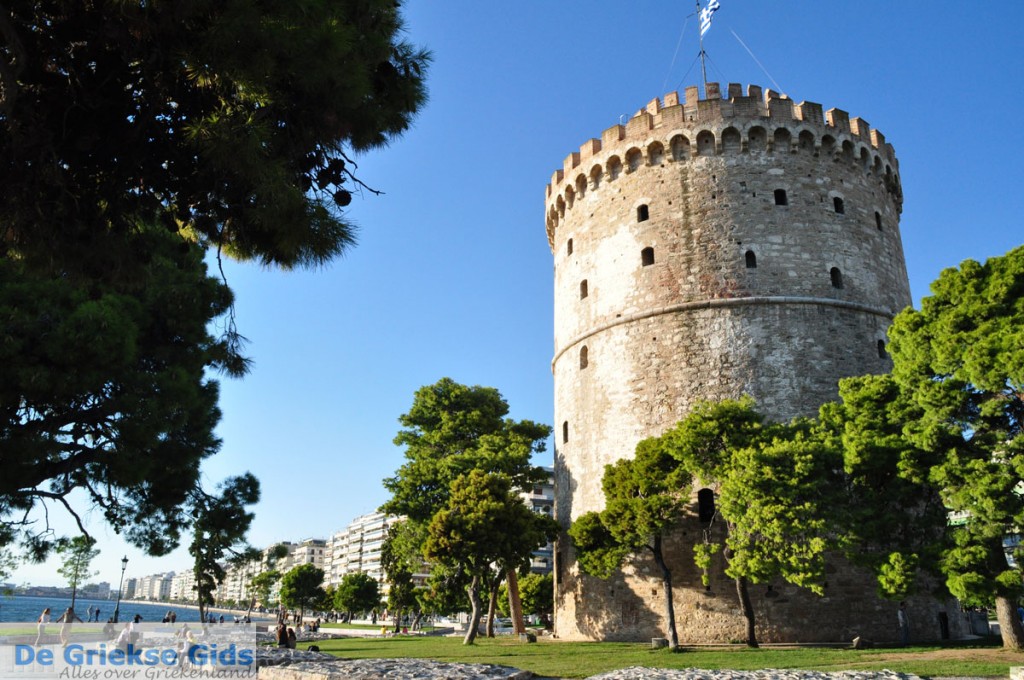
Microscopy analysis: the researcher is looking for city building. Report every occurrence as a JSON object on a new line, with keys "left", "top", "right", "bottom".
{"left": 522, "top": 467, "right": 554, "bottom": 574}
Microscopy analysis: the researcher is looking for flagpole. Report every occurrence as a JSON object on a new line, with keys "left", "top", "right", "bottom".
{"left": 696, "top": 0, "right": 708, "bottom": 97}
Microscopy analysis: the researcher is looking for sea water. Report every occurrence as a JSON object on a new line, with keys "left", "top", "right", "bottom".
{"left": 0, "top": 595, "right": 261, "bottom": 624}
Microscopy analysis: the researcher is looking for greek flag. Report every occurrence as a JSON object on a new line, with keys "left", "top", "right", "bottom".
{"left": 700, "top": 0, "right": 721, "bottom": 37}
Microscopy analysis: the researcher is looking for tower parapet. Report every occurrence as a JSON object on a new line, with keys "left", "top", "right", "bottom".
{"left": 548, "top": 83, "right": 956, "bottom": 644}
{"left": 546, "top": 83, "right": 901, "bottom": 248}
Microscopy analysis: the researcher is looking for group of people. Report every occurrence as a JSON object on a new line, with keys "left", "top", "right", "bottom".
{"left": 35, "top": 607, "right": 147, "bottom": 647}
{"left": 34, "top": 606, "right": 83, "bottom": 646}
{"left": 274, "top": 622, "right": 298, "bottom": 649}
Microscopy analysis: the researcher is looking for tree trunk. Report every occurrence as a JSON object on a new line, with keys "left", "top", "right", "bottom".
{"left": 463, "top": 575, "right": 483, "bottom": 645}
{"left": 393, "top": 606, "right": 402, "bottom": 633}
{"left": 995, "top": 595, "right": 1024, "bottom": 650}
{"left": 735, "top": 575, "right": 758, "bottom": 648}
{"left": 651, "top": 536, "right": 680, "bottom": 650}
{"left": 507, "top": 569, "right": 527, "bottom": 634}
{"left": 485, "top": 572, "right": 502, "bottom": 637}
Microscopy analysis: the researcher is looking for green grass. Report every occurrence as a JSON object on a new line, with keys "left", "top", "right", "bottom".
{"left": 299, "top": 636, "right": 1018, "bottom": 678}
{"left": 0, "top": 625, "right": 105, "bottom": 637}
{"left": 319, "top": 622, "right": 384, "bottom": 631}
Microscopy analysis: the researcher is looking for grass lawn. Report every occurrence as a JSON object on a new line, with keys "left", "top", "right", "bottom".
{"left": 0, "top": 625, "right": 105, "bottom": 637}
{"left": 319, "top": 622, "right": 384, "bottom": 631}
{"left": 299, "top": 635, "right": 1019, "bottom": 679}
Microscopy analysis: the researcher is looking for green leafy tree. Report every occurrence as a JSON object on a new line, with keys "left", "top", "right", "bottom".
{"left": 716, "top": 432, "right": 843, "bottom": 593}
{"left": 817, "top": 374, "right": 950, "bottom": 600}
{"left": 498, "top": 572, "right": 553, "bottom": 619}
{"left": 0, "top": 229, "right": 237, "bottom": 559}
{"left": 659, "top": 397, "right": 839, "bottom": 648}
{"left": 381, "top": 520, "right": 426, "bottom": 631}
{"left": 419, "top": 563, "right": 470, "bottom": 619}
{"left": 0, "top": 0, "right": 429, "bottom": 563}
{"left": 381, "top": 378, "right": 552, "bottom": 633}
{"left": 249, "top": 570, "right": 282, "bottom": 612}
{"left": 423, "top": 470, "right": 558, "bottom": 645}
{"left": 0, "top": 0, "right": 429, "bottom": 272}
{"left": 887, "top": 245, "right": 1024, "bottom": 649}
{"left": 382, "top": 378, "right": 551, "bottom": 523}
{"left": 55, "top": 536, "right": 99, "bottom": 609}
{"left": 569, "top": 438, "right": 692, "bottom": 650}
{"left": 244, "top": 543, "right": 290, "bottom": 618}
{"left": 188, "top": 474, "right": 260, "bottom": 623}
{"left": 334, "top": 573, "right": 381, "bottom": 621}
{"left": 279, "top": 564, "right": 326, "bottom": 621}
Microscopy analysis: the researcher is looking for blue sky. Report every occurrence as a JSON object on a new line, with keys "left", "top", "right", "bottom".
{"left": 12, "top": 1, "right": 1024, "bottom": 587}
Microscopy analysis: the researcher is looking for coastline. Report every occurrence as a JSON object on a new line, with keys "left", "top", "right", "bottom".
{"left": 117, "top": 598, "right": 276, "bottom": 620}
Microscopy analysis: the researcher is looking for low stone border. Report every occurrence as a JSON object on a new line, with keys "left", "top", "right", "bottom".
{"left": 256, "top": 658, "right": 928, "bottom": 680}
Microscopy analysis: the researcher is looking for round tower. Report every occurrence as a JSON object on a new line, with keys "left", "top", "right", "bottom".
{"left": 547, "top": 83, "right": 954, "bottom": 642}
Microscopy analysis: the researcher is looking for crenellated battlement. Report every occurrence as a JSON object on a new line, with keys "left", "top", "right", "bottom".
{"left": 545, "top": 82, "right": 898, "bottom": 203}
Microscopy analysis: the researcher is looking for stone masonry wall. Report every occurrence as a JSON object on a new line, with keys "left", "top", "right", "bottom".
{"left": 548, "top": 83, "right": 965, "bottom": 643}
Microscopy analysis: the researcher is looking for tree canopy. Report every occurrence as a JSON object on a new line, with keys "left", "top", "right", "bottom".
{"left": 188, "top": 473, "right": 260, "bottom": 622}
{"left": 55, "top": 535, "right": 98, "bottom": 609}
{"left": 658, "top": 397, "right": 839, "bottom": 647}
{"left": 0, "top": 0, "right": 428, "bottom": 564}
{"left": 817, "top": 374, "right": 948, "bottom": 600}
{"left": 569, "top": 437, "right": 692, "bottom": 649}
{"left": 382, "top": 378, "right": 551, "bottom": 523}
{"left": 886, "top": 245, "right": 1024, "bottom": 649}
{"left": 0, "top": 229, "right": 237, "bottom": 557}
{"left": 0, "top": 0, "right": 430, "bottom": 272}
{"left": 498, "top": 572, "right": 553, "bottom": 619}
{"left": 380, "top": 378, "right": 553, "bottom": 637}
{"left": 423, "top": 470, "right": 557, "bottom": 644}
{"left": 279, "top": 564, "right": 326, "bottom": 618}
{"left": 334, "top": 572, "right": 381, "bottom": 618}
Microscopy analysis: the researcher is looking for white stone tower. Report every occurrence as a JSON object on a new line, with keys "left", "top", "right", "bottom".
{"left": 547, "top": 83, "right": 956, "bottom": 642}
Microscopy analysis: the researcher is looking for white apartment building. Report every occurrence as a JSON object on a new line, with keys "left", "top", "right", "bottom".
{"left": 325, "top": 511, "right": 399, "bottom": 587}
{"left": 135, "top": 572, "right": 173, "bottom": 601}
{"left": 292, "top": 538, "right": 328, "bottom": 569}
{"left": 169, "top": 571, "right": 196, "bottom": 602}
{"left": 522, "top": 467, "right": 555, "bottom": 574}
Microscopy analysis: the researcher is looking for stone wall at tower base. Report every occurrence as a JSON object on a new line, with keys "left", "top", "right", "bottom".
{"left": 554, "top": 529, "right": 968, "bottom": 644}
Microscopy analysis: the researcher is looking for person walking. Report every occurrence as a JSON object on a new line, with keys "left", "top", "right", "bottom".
{"left": 34, "top": 607, "right": 51, "bottom": 645}
{"left": 57, "top": 607, "right": 82, "bottom": 647}
{"left": 897, "top": 601, "right": 910, "bottom": 646}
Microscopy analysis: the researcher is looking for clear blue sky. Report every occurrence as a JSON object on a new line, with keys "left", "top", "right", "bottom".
{"left": 13, "top": 1, "right": 1023, "bottom": 587}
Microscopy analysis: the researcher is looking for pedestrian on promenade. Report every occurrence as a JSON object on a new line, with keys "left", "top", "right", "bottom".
{"left": 115, "top": 623, "right": 132, "bottom": 652}
{"left": 34, "top": 607, "right": 51, "bottom": 645}
{"left": 57, "top": 607, "right": 82, "bottom": 647}
{"left": 897, "top": 601, "right": 910, "bottom": 646}
{"left": 93, "top": 607, "right": 101, "bottom": 622}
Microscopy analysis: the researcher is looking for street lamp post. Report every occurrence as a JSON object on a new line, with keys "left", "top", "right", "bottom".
{"left": 113, "top": 556, "right": 128, "bottom": 623}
